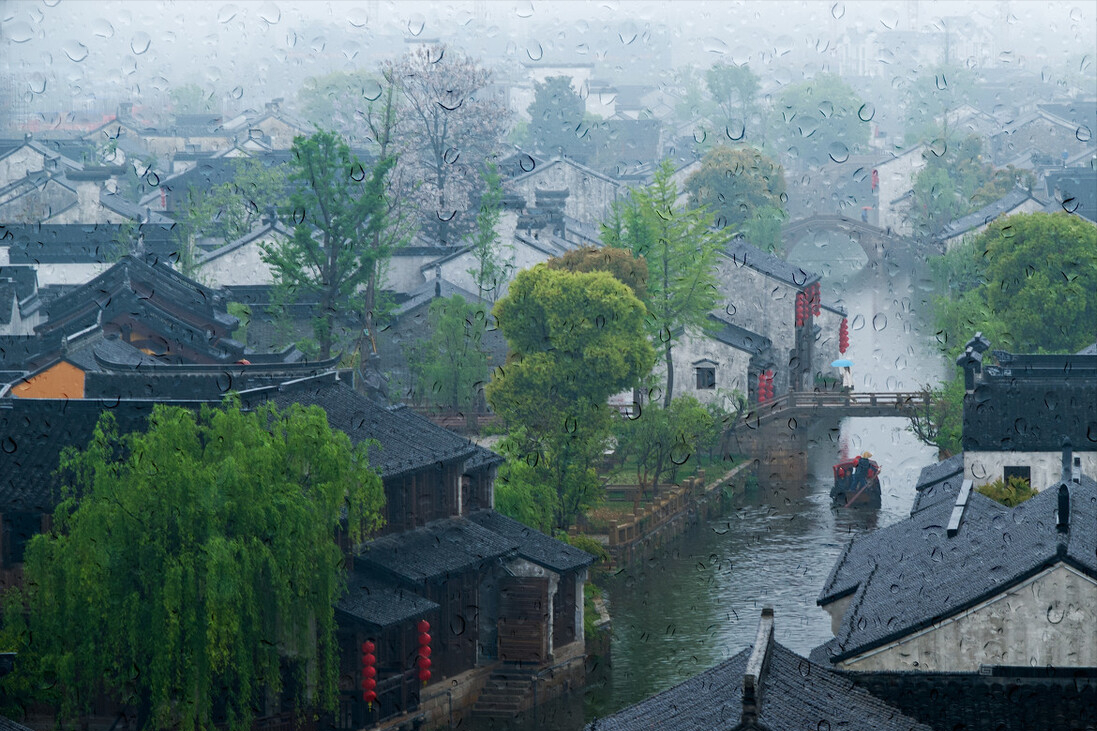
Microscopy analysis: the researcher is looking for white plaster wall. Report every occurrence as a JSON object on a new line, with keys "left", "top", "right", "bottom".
{"left": 0, "top": 246, "right": 9, "bottom": 265}
{"left": 197, "top": 240, "right": 277, "bottom": 288}
{"left": 508, "top": 161, "right": 620, "bottom": 228}
{"left": 713, "top": 256, "right": 799, "bottom": 394}
{"left": 35, "top": 262, "right": 112, "bottom": 286}
{"left": 965, "top": 450, "right": 1096, "bottom": 491}
{"left": 840, "top": 564, "right": 1097, "bottom": 672}
{"left": 815, "top": 307, "right": 846, "bottom": 380}
{"left": 875, "top": 147, "right": 926, "bottom": 234}
{"left": 658, "top": 326, "right": 753, "bottom": 408}
{"left": 0, "top": 147, "right": 47, "bottom": 185}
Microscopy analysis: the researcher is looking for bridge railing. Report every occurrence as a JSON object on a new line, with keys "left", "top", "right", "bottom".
{"left": 743, "top": 391, "right": 930, "bottom": 423}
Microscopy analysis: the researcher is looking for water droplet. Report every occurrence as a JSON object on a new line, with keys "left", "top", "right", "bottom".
{"left": 145, "top": 171, "right": 159, "bottom": 186}
{"left": 130, "top": 32, "right": 151, "bottom": 55}
{"left": 348, "top": 8, "right": 369, "bottom": 27}
{"left": 292, "top": 208, "right": 306, "bottom": 225}
{"left": 258, "top": 2, "right": 281, "bottom": 24}
{"left": 1047, "top": 603, "right": 1064, "bottom": 624}
{"left": 693, "top": 128, "right": 707, "bottom": 144}
{"left": 725, "top": 121, "right": 745, "bottom": 141}
{"left": 230, "top": 86, "right": 243, "bottom": 100}
{"left": 93, "top": 18, "right": 114, "bottom": 38}
{"left": 1070, "top": 7, "right": 1083, "bottom": 22}
{"left": 828, "top": 141, "right": 849, "bottom": 163}
{"left": 872, "top": 313, "right": 887, "bottom": 331}
{"left": 1, "top": 436, "right": 16, "bottom": 454}
{"left": 818, "top": 100, "right": 834, "bottom": 118}
{"left": 407, "top": 16, "right": 425, "bottom": 36}
{"left": 1077, "top": 126, "right": 1092, "bottom": 142}
{"left": 518, "top": 154, "right": 535, "bottom": 173}
{"left": 437, "top": 209, "right": 458, "bottom": 222}
{"left": 857, "top": 103, "right": 875, "bottom": 122}
{"left": 350, "top": 163, "right": 366, "bottom": 182}
{"left": 217, "top": 4, "right": 239, "bottom": 23}
{"left": 63, "top": 41, "right": 89, "bottom": 62}
{"left": 5, "top": 21, "right": 34, "bottom": 43}
{"left": 443, "top": 148, "right": 460, "bottom": 165}
{"left": 929, "top": 137, "right": 947, "bottom": 157}
{"left": 1062, "top": 197, "right": 1080, "bottom": 213}
{"left": 362, "top": 78, "right": 382, "bottom": 102}
{"left": 850, "top": 314, "right": 865, "bottom": 330}
{"left": 830, "top": 2, "right": 845, "bottom": 19}
{"left": 526, "top": 42, "right": 543, "bottom": 61}
{"left": 27, "top": 73, "right": 47, "bottom": 95}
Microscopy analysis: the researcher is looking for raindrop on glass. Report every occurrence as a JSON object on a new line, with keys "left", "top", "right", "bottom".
{"left": 217, "top": 4, "right": 240, "bottom": 23}
{"left": 443, "top": 148, "right": 460, "bottom": 165}
{"left": 526, "top": 42, "right": 543, "bottom": 61}
{"left": 519, "top": 154, "right": 535, "bottom": 173}
{"left": 93, "top": 18, "right": 115, "bottom": 38}
{"left": 857, "top": 103, "right": 875, "bottom": 122}
{"left": 130, "top": 32, "right": 151, "bottom": 55}
{"left": 872, "top": 313, "right": 887, "bottom": 331}
{"left": 830, "top": 2, "right": 845, "bottom": 19}
{"left": 63, "top": 41, "right": 89, "bottom": 62}
{"left": 258, "top": 2, "right": 281, "bottom": 24}
{"left": 1077, "top": 126, "right": 1092, "bottom": 142}
{"left": 828, "top": 142, "right": 849, "bottom": 163}
{"left": 5, "top": 22, "right": 34, "bottom": 43}
{"left": 726, "top": 121, "right": 745, "bottom": 141}
{"left": 928, "top": 137, "right": 947, "bottom": 157}
{"left": 407, "top": 16, "right": 425, "bottom": 36}
{"left": 230, "top": 86, "right": 243, "bottom": 100}
{"left": 850, "top": 314, "right": 865, "bottom": 331}
{"left": 348, "top": 8, "right": 369, "bottom": 27}
{"left": 27, "top": 73, "right": 47, "bottom": 95}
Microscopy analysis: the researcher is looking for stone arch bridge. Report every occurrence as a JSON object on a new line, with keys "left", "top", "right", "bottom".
{"left": 782, "top": 215, "right": 924, "bottom": 264}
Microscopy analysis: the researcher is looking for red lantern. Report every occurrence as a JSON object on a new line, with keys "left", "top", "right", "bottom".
{"left": 416, "top": 620, "right": 432, "bottom": 686}
{"left": 757, "top": 372, "right": 767, "bottom": 403}
{"left": 812, "top": 283, "right": 822, "bottom": 315}
{"left": 838, "top": 318, "right": 849, "bottom": 354}
{"left": 795, "top": 292, "right": 805, "bottom": 328}
{"left": 361, "top": 640, "right": 377, "bottom": 706}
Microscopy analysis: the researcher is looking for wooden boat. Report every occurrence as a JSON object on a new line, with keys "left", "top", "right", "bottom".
{"left": 831, "top": 454, "right": 881, "bottom": 508}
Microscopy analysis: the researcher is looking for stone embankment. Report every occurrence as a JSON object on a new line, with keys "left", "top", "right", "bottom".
{"left": 589, "top": 461, "right": 754, "bottom": 568}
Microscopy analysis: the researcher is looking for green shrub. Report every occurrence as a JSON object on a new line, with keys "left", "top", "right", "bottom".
{"left": 976, "top": 475, "right": 1037, "bottom": 507}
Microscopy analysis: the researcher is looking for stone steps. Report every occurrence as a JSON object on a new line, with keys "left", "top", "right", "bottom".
{"left": 470, "top": 667, "right": 535, "bottom": 719}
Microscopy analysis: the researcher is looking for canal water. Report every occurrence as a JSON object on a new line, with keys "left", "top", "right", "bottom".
{"left": 471, "top": 239, "right": 946, "bottom": 730}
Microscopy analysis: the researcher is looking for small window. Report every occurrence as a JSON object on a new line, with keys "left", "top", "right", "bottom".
{"left": 1004, "top": 465, "right": 1031, "bottom": 485}
{"left": 696, "top": 366, "right": 716, "bottom": 390}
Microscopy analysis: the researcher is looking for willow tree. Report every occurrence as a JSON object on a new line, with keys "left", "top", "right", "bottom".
{"left": 11, "top": 401, "right": 385, "bottom": 731}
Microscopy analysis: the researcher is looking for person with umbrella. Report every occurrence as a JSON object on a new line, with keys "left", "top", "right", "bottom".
{"left": 832, "top": 358, "right": 854, "bottom": 390}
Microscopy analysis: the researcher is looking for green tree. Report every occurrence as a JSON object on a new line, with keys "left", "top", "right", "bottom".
{"left": 467, "top": 162, "right": 511, "bottom": 304}
{"left": 170, "top": 82, "right": 214, "bottom": 114}
{"left": 527, "top": 75, "right": 589, "bottom": 161}
{"left": 262, "top": 130, "right": 395, "bottom": 360}
{"left": 492, "top": 429, "right": 558, "bottom": 534}
{"left": 933, "top": 212, "right": 1097, "bottom": 354}
{"left": 976, "top": 475, "right": 1038, "bottom": 507}
{"left": 487, "top": 266, "right": 655, "bottom": 530}
{"left": 406, "top": 294, "right": 489, "bottom": 411}
{"left": 603, "top": 159, "right": 727, "bottom": 407}
{"left": 684, "top": 144, "right": 787, "bottom": 239}
{"left": 907, "top": 375, "right": 963, "bottom": 458}
{"left": 771, "top": 74, "right": 870, "bottom": 165}
{"left": 705, "top": 62, "right": 759, "bottom": 132}
{"left": 296, "top": 69, "right": 381, "bottom": 140}
{"left": 544, "top": 245, "right": 649, "bottom": 300}
{"left": 8, "top": 401, "right": 384, "bottom": 731}
{"left": 180, "top": 158, "right": 289, "bottom": 271}
{"left": 613, "top": 395, "right": 715, "bottom": 509}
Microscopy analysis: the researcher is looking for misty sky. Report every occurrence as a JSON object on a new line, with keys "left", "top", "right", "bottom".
{"left": 2, "top": 1, "right": 1094, "bottom": 113}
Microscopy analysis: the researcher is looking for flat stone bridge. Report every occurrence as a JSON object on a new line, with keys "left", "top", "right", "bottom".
{"left": 741, "top": 390, "right": 930, "bottom": 428}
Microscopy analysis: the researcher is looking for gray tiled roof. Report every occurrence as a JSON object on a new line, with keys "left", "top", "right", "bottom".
{"left": 250, "top": 376, "right": 479, "bottom": 479}
{"left": 940, "top": 188, "right": 1040, "bottom": 238}
{"left": 723, "top": 238, "right": 820, "bottom": 289}
{"left": 708, "top": 314, "right": 771, "bottom": 355}
{"left": 468, "top": 510, "right": 594, "bottom": 573}
{"left": 815, "top": 473, "right": 1097, "bottom": 664}
{"left": 909, "top": 454, "right": 964, "bottom": 515}
{"left": 588, "top": 640, "right": 931, "bottom": 731}
{"left": 0, "top": 716, "right": 35, "bottom": 731}
{"left": 336, "top": 572, "right": 438, "bottom": 629}
{"left": 357, "top": 516, "right": 517, "bottom": 584}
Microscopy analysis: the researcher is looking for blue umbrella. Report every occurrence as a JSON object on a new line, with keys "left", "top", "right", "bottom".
{"left": 831, "top": 359, "right": 854, "bottom": 368}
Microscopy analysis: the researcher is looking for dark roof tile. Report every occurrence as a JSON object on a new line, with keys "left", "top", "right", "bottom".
{"left": 468, "top": 510, "right": 593, "bottom": 573}
{"left": 357, "top": 516, "right": 517, "bottom": 583}
{"left": 336, "top": 572, "right": 438, "bottom": 629}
